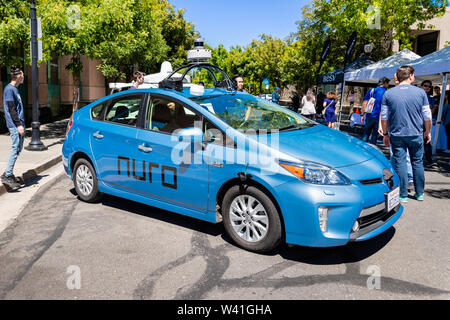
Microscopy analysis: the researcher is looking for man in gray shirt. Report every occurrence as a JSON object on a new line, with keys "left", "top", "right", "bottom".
{"left": 380, "top": 66, "right": 432, "bottom": 203}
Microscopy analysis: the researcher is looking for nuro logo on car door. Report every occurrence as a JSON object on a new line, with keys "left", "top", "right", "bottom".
{"left": 117, "top": 156, "right": 177, "bottom": 190}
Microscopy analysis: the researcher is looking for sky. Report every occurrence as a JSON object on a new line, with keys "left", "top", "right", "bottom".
{"left": 170, "top": 0, "right": 310, "bottom": 49}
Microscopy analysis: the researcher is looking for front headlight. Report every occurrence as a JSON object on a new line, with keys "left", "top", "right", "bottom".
{"left": 279, "top": 160, "right": 350, "bottom": 185}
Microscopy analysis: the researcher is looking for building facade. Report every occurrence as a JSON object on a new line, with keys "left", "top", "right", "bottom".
{"left": 0, "top": 56, "right": 107, "bottom": 132}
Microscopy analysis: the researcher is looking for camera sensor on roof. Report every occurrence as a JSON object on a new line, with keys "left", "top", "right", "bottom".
{"left": 187, "top": 37, "right": 212, "bottom": 63}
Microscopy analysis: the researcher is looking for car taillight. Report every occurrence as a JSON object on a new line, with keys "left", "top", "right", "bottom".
{"left": 66, "top": 119, "right": 73, "bottom": 136}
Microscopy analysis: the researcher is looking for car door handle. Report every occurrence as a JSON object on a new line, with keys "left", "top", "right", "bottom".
{"left": 138, "top": 144, "right": 153, "bottom": 153}
{"left": 93, "top": 131, "right": 103, "bottom": 139}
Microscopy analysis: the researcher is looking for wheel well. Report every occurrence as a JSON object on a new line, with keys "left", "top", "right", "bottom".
{"left": 70, "top": 152, "right": 95, "bottom": 172}
{"left": 216, "top": 178, "right": 286, "bottom": 238}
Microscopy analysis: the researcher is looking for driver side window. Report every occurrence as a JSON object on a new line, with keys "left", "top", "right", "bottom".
{"left": 145, "top": 96, "right": 202, "bottom": 134}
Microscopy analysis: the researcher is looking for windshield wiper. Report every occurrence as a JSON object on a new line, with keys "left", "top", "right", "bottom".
{"left": 278, "top": 123, "right": 315, "bottom": 132}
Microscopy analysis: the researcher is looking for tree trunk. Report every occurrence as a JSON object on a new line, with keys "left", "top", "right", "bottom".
{"left": 72, "top": 73, "right": 81, "bottom": 113}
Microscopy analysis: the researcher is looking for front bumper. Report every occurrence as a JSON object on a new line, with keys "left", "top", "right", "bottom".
{"left": 273, "top": 177, "right": 403, "bottom": 248}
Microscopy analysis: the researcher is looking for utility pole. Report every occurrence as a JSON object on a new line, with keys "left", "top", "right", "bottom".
{"left": 26, "top": 0, "right": 47, "bottom": 151}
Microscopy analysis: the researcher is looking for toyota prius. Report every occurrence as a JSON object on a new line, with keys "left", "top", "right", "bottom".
{"left": 62, "top": 85, "right": 402, "bottom": 253}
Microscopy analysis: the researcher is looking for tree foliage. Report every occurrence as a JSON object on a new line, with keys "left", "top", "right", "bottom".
{"left": 0, "top": 0, "right": 196, "bottom": 110}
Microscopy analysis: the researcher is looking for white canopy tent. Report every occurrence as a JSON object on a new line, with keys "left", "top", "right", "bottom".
{"left": 344, "top": 49, "right": 421, "bottom": 84}
{"left": 335, "top": 49, "right": 421, "bottom": 129}
{"left": 341, "top": 46, "right": 450, "bottom": 153}
{"left": 408, "top": 46, "right": 450, "bottom": 153}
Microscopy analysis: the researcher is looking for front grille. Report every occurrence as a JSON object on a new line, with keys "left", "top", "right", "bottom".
{"left": 350, "top": 203, "right": 400, "bottom": 240}
{"left": 360, "top": 178, "right": 383, "bottom": 185}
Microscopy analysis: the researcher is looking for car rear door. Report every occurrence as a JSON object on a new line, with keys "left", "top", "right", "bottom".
{"left": 90, "top": 93, "right": 146, "bottom": 192}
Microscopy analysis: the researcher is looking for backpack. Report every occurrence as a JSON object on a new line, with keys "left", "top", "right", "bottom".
{"left": 365, "top": 89, "right": 376, "bottom": 114}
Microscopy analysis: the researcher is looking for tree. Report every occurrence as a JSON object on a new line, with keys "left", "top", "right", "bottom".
{"left": 290, "top": 0, "right": 449, "bottom": 88}
{"left": 0, "top": 0, "right": 30, "bottom": 67}
{"left": 1, "top": 0, "right": 196, "bottom": 111}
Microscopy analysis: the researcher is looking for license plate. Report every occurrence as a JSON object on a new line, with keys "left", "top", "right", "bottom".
{"left": 386, "top": 187, "right": 400, "bottom": 212}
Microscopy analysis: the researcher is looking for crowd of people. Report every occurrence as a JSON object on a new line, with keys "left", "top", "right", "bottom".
{"left": 264, "top": 66, "right": 450, "bottom": 203}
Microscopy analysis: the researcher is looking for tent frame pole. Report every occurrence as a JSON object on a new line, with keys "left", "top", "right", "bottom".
{"left": 337, "top": 78, "right": 346, "bottom": 131}
{"left": 432, "top": 72, "right": 448, "bottom": 154}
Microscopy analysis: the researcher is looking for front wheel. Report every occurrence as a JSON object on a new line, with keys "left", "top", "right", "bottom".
{"left": 222, "top": 185, "right": 282, "bottom": 253}
{"left": 73, "top": 158, "right": 102, "bottom": 203}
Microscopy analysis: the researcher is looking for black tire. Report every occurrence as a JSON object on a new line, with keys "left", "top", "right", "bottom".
{"left": 222, "top": 185, "right": 282, "bottom": 253}
{"left": 73, "top": 158, "right": 102, "bottom": 203}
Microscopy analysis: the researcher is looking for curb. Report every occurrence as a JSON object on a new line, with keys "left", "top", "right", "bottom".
{"left": 0, "top": 155, "right": 62, "bottom": 197}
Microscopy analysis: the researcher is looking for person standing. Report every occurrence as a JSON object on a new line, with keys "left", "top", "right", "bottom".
{"left": 232, "top": 74, "right": 246, "bottom": 92}
{"left": 323, "top": 92, "right": 337, "bottom": 128}
{"left": 315, "top": 89, "right": 326, "bottom": 115}
{"left": 301, "top": 89, "right": 316, "bottom": 119}
{"left": 380, "top": 66, "right": 432, "bottom": 203}
{"left": 421, "top": 80, "right": 435, "bottom": 166}
{"left": 1, "top": 67, "right": 26, "bottom": 189}
{"left": 272, "top": 87, "right": 281, "bottom": 104}
{"left": 289, "top": 89, "right": 300, "bottom": 113}
{"left": 442, "top": 90, "right": 450, "bottom": 155}
{"left": 130, "top": 71, "right": 145, "bottom": 89}
{"left": 361, "top": 77, "right": 390, "bottom": 145}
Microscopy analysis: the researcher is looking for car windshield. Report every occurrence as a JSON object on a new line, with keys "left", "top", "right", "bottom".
{"left": 191, "top": 93, "right": 316, "bottom": 133}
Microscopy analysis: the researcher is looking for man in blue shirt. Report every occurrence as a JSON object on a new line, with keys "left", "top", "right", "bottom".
{"left": 361, "top": 77, "right": 390, "bottom": 145}
{"left": 380, "top": 66, "right": 432, "bottom": 203}
{"left": 272, "top": 87, "right": 281, "bottom": 104}
{"left": 2, "top": 67, "right": 25, "bottom": 189}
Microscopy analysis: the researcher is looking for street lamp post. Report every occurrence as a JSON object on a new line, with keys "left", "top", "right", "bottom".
{"left": 26, "top": 0, "right": 46, "bottom": 151}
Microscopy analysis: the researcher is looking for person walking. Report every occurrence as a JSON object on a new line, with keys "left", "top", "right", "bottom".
{"left": 361, "top": 77, "right": 390, "bottom": 145}
{"left": 323, "top": 92, "right": 337, "bottom": 128}
{"left": 272, "top": 87, "right": 281, "bottom": 104}
{"left": 380, "top": 66, "right": 432, "bottom": 203}
{"left": 301, "top": 89, "right": 316, "bottom": 119}
{"left": 1, "top": 67, "right": 26, "bottom": 189}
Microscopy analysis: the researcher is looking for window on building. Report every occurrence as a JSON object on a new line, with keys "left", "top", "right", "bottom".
{"left": 416, "top": 32, "right": 439, "bottom": 56}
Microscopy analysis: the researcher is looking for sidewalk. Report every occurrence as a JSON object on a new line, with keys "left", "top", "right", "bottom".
{"left": 0, "top": 119, "right": 69, "bottom": 196}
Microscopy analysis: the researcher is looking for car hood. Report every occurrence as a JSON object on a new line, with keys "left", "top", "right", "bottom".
{"left": 257, "top": 124, "right": 380, "bottom": 168}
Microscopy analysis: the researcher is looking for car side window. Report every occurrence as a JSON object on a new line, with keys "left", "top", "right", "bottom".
{"left": 145, "top": 96, "right": 201, "bottom": 134}
{"left": 91, "top": 103, "right": 105, "bottom": 120}
{"left": 104, "top": 95, "right": 142, "bottom": 126}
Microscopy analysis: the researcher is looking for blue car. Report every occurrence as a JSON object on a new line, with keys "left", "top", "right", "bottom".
{"left": 62, "top": 84, "right": 403, "bottom": 253}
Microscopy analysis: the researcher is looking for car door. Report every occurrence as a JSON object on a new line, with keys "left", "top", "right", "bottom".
{"left": 134, "top": 94, "right": 209, "bottom": 212}
{"left": 90, "top": 93, "right": 146, "bottom": 192}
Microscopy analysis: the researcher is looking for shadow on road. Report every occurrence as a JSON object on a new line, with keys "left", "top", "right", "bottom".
{"left": 78, "top": 190, "right": 397, "bottom": 264}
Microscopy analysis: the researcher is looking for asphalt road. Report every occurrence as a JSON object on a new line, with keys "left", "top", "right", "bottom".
{"left": 0, "top": 168, "right": 449, "bottom": 300}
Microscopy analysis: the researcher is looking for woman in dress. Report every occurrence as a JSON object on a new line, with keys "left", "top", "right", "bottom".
{"left": 323, "top": 92, "right": 337, "bottom": 128}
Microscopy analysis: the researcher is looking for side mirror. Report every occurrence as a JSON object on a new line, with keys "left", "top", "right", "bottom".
{"left": 177, "top": 127, "right": 204, "bottom": 143}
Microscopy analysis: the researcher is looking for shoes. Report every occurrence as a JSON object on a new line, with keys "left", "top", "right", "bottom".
{"left": 415, "top": 194, "right": 424, "bottom": 201}
{"left": 1, "top": 173, "right": 21, "bottom": 189}
{"left": 399, "top": 196, "right": 408, "bottom": 203}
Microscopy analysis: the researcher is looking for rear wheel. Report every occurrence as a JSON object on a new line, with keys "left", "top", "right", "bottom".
{"left": 222, "top": 185, "right": 282, "bottom": 253}
{"left": 73, "top": 158, "right": 102, "bottom": 203}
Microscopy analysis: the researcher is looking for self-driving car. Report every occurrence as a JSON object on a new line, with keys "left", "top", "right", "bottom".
{"left": 62, "top": 46, "right": 402, "bottom": 253}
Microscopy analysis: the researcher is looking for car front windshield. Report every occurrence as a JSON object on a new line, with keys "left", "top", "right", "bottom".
{"left": 191, "top": 93, "right": 315, "bottom": 133}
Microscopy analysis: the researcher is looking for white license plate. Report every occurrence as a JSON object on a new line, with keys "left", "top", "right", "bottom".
{"left": 386, "top": 187, "right": 400, "bottom": 212}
